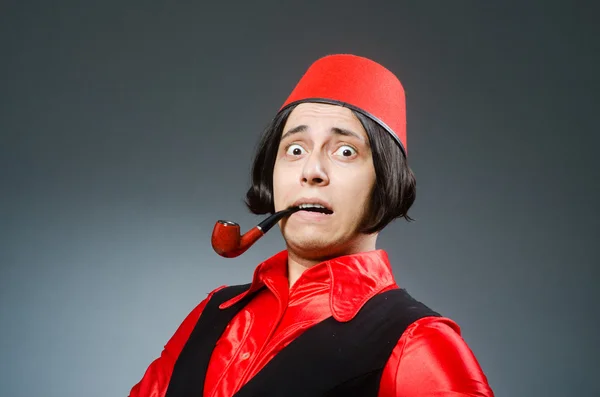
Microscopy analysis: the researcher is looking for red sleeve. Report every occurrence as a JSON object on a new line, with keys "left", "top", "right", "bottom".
{"left": 128, "top": 286, "right": 227, "bottom": 397}
{"left": 379, "top": 316, "right": 494, "bottom": 397}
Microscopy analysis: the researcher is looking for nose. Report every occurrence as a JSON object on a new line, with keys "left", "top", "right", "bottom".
{"left": 301, "top": 151, "right": 329, "bottom": 186}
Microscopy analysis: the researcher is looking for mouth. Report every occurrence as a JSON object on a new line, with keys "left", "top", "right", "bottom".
{"left": 289, "top": 200, "right": 334, "bottom": 215}
{"left": 296, "top": 203, "right": 333, "bottom": 215}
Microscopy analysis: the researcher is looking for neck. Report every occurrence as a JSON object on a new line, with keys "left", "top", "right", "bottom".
{"left": 286, "top": 234, "right": 378, "bottom": 288}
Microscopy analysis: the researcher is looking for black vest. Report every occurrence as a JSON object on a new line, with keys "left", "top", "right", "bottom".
{"left": 165, "top": 284, "right": 440, "bottom": 397}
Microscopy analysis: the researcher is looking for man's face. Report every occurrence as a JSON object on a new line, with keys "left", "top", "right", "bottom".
{"left": 273, "top": 102, "right": 377, "bottom": 259}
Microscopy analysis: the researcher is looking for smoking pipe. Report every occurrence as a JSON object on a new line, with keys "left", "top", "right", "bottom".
{"left": 211, "top": 207, "right": 302, "bottom": 258}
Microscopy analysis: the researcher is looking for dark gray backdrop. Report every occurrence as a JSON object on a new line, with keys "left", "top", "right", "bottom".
{"left": 1, "top": 1, "right": 598, "bottom": 396}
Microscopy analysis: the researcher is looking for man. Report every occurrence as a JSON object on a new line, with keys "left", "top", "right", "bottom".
{"left": 129, "top": 54, "right": 494, "bottom": 396}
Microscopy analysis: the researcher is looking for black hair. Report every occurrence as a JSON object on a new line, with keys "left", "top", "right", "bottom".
{"left": 245, "top": 104, "right": 416, "bottom": 234}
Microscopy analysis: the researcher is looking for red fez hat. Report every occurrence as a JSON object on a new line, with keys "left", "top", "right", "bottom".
{"left": 279, "top": 54, "right": 407, "bottom": 156}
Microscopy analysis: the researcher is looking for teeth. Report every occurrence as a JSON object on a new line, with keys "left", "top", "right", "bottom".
{"left": 299, "top": 203, "right": 326, "bottom": 209}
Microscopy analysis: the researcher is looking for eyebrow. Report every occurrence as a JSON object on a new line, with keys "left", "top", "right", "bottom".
{"left": 281, "top": 125, "right": 364, "bottom": 142}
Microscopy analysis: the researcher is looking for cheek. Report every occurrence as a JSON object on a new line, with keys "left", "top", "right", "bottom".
{"left": 272, "top": 165, "right": 282, "bottom": 206}
{"left": 345, "top": 168, "right": 376, "bottom": 207}
{"left": 272, "top": 161, "right": 293, "bottom": 208}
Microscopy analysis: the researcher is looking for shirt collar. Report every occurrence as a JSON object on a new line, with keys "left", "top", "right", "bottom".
{"left": 219, "top": 249, "right": 398, "bottom": 322}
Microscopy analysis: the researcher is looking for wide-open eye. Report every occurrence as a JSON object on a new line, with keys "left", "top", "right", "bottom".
{"left": 286, "top": 144, "right": 306, "bottom": 156}
{"left": 333, "top": 145, "right": 357, "bottom": 158}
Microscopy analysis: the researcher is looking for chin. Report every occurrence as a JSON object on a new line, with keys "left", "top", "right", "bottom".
{"left": 283, "top": 219, "right": 335, "bottom": 234}
{"left": 284, "top": 235, "right": 341, "bottom": 259}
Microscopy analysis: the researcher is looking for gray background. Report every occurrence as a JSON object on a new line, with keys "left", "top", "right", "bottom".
{"left": 1, "top": 1, "right": 598, "bottom": 396}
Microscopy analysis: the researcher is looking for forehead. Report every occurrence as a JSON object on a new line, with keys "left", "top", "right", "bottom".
{"left": 283, "top": 102, "right": 367, "bottom": 138}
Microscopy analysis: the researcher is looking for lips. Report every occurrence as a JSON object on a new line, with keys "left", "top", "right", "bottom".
{"left": 290, "top": 198, "right": 334, "bottom": 215}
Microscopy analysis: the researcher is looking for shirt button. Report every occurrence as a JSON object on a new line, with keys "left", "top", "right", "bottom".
{"left": 240, "top": 352, "right": 250, "bottom": 360}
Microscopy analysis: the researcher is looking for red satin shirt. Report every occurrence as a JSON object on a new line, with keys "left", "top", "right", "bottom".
{"left": 130, "top": 250, "right": 494, "bottom": 397}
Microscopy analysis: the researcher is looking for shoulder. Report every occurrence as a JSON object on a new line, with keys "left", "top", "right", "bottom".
{"left": 379, "top": 316, "right": 494, "bottom": 396}
{"left": 381, "top": 289, "right": 464, "bottom": 361}
{"left": 371, "top": 288, "right": 471, "bottom": 360}
{"left": 375, "top": 288, "right": 466, "bottom": 354}
{"left": 398, "top": 315, "right": 463, "bottom": 353}
{"left": 162, "top": 284, "right": 230, "bottom": 352}
{"left": 373, "top": 288, "right": 443, "bottom": 326}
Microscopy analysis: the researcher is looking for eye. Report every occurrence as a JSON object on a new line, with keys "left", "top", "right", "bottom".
{"left": 286, "top": 144, "right": 306, "bottom": 156}
{"left": 333, "top": 145, "right": 357, "bottom": 158}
